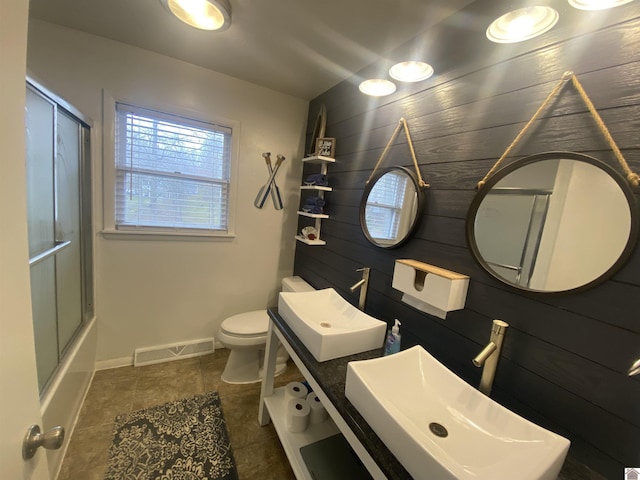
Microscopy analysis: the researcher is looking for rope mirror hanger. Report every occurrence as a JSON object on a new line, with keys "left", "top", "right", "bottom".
{"left": 366, "top": 117, "right": 429, "bottom": 189}
{"left": 477, "top": 71, "right": 640, "bottom": 190}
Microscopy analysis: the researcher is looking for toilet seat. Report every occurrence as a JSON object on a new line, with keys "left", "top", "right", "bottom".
{"left": 220, "top": 310, "right": 268, "bottom": 337}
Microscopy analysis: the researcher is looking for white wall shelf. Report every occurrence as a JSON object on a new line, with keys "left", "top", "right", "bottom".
{"left": 302, "top": 155, "right": 336, "bottom": 165}
{"left": 297, "top": 155, "right": 334, "bottom": 246}
{"left": 297, "top": 211, "right": 329, "bottom": 219}
{"left": 300, "top": 185, "right": 332, "bottom": 192}
{"left": 294, "top": 235, "right": 327, "bottom": 246}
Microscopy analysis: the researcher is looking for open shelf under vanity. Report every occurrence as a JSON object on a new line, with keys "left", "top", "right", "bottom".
{"left": 258, "top": 309, "right": 409, "bottom": 480}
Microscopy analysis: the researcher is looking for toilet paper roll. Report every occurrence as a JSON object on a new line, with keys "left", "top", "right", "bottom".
{"left": 306, "top": 391, "right": 328, "bottom": 424}
{"left": 287, "top": 398, "right": 311, "bottom": 433}
{"left": 284, "top": 381, "right": 308, "bottom": 404}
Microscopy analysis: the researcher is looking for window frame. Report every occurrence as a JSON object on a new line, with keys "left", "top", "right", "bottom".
{"left": 102, "top": 91, "right": 239, "bottom": 240}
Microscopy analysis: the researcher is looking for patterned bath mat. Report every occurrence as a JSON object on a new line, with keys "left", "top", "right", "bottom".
{"left": 104, "top": 391, "right": 238, "bottom": 480}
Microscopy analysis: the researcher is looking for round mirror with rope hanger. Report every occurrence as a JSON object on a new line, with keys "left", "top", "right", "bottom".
{"left": 467, "top": 151, "right": 639, "bottom": 294}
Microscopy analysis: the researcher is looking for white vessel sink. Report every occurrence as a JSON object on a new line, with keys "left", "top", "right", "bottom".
{"left": 278, "top": 288, "right": 387, "bottom": 362}
{"left": 345, "top": 346, "right": 570, "bottom": 480}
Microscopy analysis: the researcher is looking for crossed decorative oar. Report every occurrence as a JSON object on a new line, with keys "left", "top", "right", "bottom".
{"left": 254, "top": 152, "right": 284, "bottom": 209}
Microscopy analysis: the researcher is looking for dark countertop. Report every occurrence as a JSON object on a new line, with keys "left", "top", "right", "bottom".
{"left": 267, "top": 308, "right": 602, "bottom": 480}
{"left": 267, "top": 307, "right": 412, "bottom": 480}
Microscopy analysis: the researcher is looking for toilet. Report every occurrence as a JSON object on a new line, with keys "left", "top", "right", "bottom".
{"left": 217, "top": 276, "right": 315, "bottom": 384}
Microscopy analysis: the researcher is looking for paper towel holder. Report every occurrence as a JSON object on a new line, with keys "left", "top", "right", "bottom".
{"left": 392, "top": 259, "right": 469, "bottom": 319}
{"left": 413, "top": 269, "right": 427, "bottom": 291}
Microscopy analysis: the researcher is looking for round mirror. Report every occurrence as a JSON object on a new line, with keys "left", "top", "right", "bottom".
{"left": 467, "top": 151, "right": 639, "bottom": 293}
{"left": 360, "top": 166, "right": 426, "bottom": 248}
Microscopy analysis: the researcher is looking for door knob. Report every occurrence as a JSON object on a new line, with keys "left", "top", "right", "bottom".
{"left": 22, "top": 424, "right": 65, "bottom": 460}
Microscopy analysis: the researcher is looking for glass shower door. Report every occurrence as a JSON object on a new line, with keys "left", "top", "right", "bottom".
{"left": 474, "top": 189, "right": 551, "bottom": 288}
{"left": 26, "top": 87, "right": 59, "bottom": 391}
{"left": 25, "top": 84, "right": 90, "bottom": 393}
{"left": 55, "top": 110, "right": 83, "bottom": 353}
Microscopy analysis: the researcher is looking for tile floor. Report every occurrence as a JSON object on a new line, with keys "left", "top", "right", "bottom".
{"left": 55, "top": 348, "right": 604, "bottom": 480}
{"left": 57, "top": 349, "right": 301, "bottom": 480}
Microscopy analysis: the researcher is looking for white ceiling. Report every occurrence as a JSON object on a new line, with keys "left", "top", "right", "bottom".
{"left": 28, "top": 0, "right": 473, "bottom": 99}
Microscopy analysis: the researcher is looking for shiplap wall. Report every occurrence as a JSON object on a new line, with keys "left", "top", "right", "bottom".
{"left": 294, "top": 2, "right": 640, "bottom": 478}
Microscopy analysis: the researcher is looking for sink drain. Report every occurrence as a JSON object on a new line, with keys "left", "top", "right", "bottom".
{"left": 320, "top": 322, "right": 332, "bottom": 328}
{"left": 429, "top": 422, "right": 448, "bottom": 438}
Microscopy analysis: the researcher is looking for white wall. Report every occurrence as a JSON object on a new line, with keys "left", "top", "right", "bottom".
{"left": 27, "top": 19, "right": 309, "bottom": 364}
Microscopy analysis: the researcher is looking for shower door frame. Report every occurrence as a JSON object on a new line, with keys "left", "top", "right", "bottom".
{"left": 26, "top": 78, "right": 94, "bottom": 395}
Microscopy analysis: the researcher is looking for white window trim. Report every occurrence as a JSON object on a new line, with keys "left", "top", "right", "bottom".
{"left": 101, "top": 90, "right": 239, "bottom": 240}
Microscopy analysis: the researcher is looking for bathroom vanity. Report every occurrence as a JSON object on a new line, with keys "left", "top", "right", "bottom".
{"left": 259, "top": 308, "right": 598, "bottom": 480}
{"left": 258, "top": 308, "right": 411, "bottom": 480}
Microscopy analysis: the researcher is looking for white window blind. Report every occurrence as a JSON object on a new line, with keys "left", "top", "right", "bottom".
{"left": 365, "top": 171, "right": 409, "bottom": 240}
{"left": 115, "top": 103, "right": 232, "bottom": 232}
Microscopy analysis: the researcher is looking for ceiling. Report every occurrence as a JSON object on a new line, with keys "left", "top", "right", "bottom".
{"left": 28, "top": 0, "right": 474, "bottom": 100}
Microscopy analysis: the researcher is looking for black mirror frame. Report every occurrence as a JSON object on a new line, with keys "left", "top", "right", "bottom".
{"left": 466, "top": 151, "right": 640, "bottom": 295}
{"left": 360, "top": 166, "right": 427, "bottom": 249}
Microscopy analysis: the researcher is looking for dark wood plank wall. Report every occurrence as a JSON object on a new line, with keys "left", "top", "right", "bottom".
{"left": 294, "top": 3, "right": 640, "bottom": 478}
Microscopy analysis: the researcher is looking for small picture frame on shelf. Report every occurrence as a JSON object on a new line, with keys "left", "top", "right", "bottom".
{"left": 315, "top": 137, "right": 336, "bottom": 158}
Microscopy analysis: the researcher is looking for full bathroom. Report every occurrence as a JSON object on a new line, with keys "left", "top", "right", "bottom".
{"left": 2, "top": 0, "right": 639, "bottom": 479}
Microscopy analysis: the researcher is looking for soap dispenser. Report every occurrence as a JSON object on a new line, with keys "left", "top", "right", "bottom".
{"left": 384, "top": 319, "right": 402, "bottom": 356}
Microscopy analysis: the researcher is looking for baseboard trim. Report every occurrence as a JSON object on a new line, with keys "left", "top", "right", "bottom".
{"left": 96, "top": 339, "right": 223, "bottom": 371}
{"left": 95, "top": 356, "right": 134, "bottom": 370}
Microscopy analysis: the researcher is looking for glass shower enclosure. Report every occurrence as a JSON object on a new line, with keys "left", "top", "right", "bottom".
{"left": 25, "top": 80, "right": 93, "bottom": 393}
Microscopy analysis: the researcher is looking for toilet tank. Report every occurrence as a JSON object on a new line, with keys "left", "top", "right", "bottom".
{"left": 282, "top": 276, "right": 315, "bottom": 293}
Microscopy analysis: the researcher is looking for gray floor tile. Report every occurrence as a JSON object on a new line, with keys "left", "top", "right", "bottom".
{"left": 57, "top": 423, "right": 113, "bottom": 480}
{"left": 75, "top": 378, "right": 135, "bottom": 429}
{"left": 58, "top": 349, "right": 296, "bottom": 479}
{"left": 233, "top": 437, "right": 296, "bottom": 480}
{"left": 132, "top": 366, "right": 205, "bottom": 410}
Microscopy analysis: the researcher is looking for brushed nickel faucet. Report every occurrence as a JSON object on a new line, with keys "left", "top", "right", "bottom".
{"left": 349, "top": 267, "right": 370, "bottom": 311}
{"left": 472, "top": 319, "right": 509, "bottom": 396}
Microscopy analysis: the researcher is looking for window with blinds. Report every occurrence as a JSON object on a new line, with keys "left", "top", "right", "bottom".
{"left": 365, "top": 171, "right": 409, "bottom": 241}
{"left": 115, "top": 103, "right": 232, "bottom": 232}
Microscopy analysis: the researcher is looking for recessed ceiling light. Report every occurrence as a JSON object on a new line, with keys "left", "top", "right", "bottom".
{"left": 389, "top": 61, "right": 434, "bottom": 82}
{"left": 161, "top": 0, "right": 231, "bottom": 31}
{"left": 486, "top": 6, "right": 559, "bottom": 43}
{"left": 359, "top": 79, "right": 397, "bottom": 97}
{"left": 568, "top": 0, "right": 634, "bottom": 10}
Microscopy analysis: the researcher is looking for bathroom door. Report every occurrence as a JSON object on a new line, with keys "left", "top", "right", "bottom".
{"left": 0, "top": 0, "right": 51, "bottom": 477}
